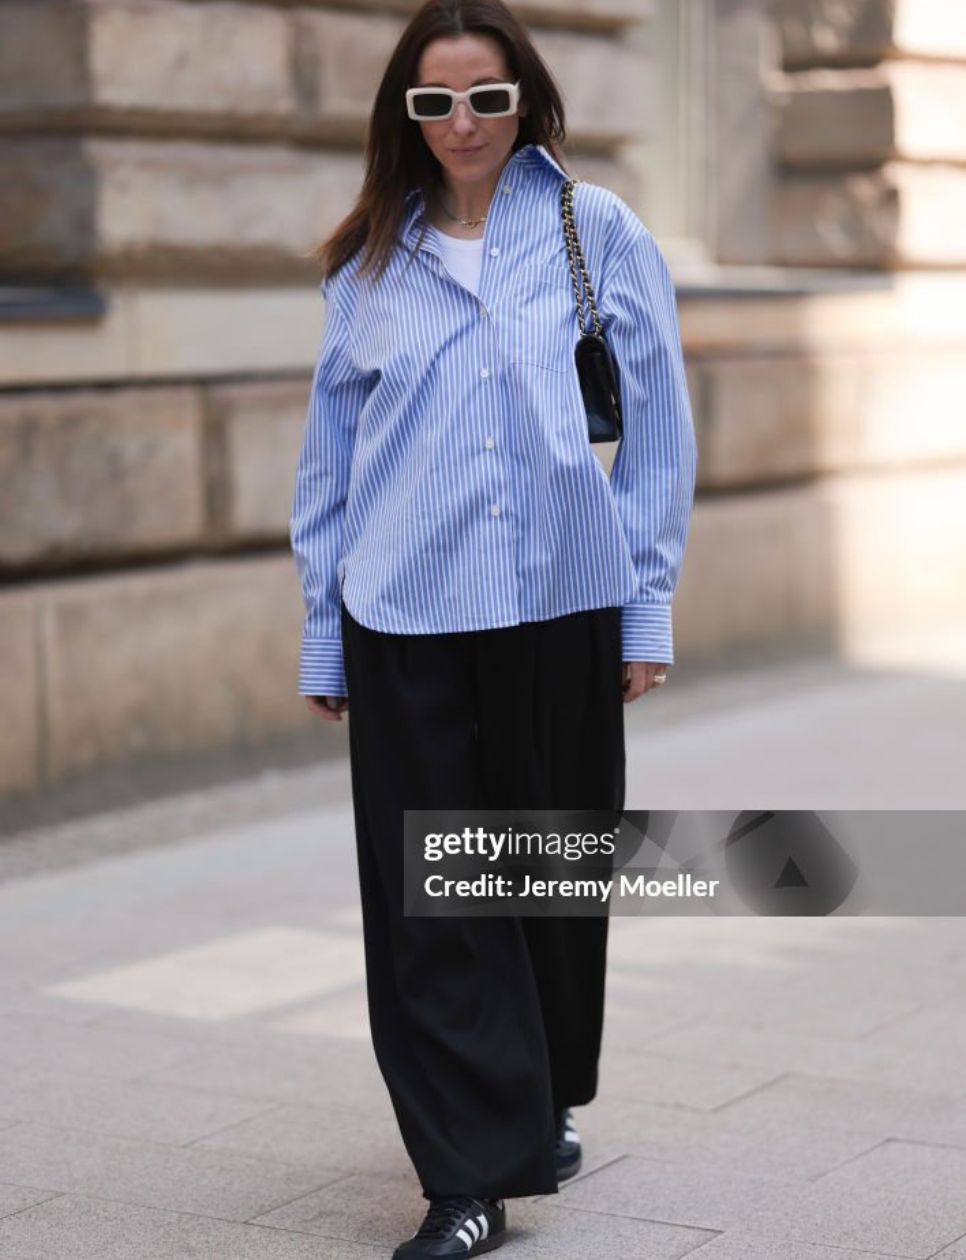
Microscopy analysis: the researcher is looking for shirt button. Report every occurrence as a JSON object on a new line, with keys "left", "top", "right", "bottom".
{"left": 490, "top": 503, "right": 502, "bottom": 516}
{"left": 489, "top": 246, "right": 500, "bottom": 257}
{"left": 480, "top": 367, "right": 490, "bottom": 379}
{"left": 501, "top": 184, "right": 512, "bottom": 194}
{"left": 484, "top": 436, "right": 495, "bottom": 449}
{"left": 479, "top": 303, "right": 488, "bottom": 317}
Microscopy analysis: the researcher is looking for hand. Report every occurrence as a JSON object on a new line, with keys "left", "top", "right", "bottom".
{"left": 304, "top": 695, "right": 349, "bottom": 722}
{"left": 622, "top": 661, "right": 668, "bottom": 703}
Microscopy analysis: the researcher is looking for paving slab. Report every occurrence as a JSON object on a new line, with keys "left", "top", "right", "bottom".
{"left": 678, "top": 1231, "right": 895, "bottom": 1259}
{"left": 251, "top": 1170, "right": 436, "bottom": 1245}
{"left": 141, "top": 1030, "right": 389, "bottom": 1114}
{"left": 932, "top": 1232, "right": 966, "bottom": 1258}
{"left": 0, "top": 1181, "right": 60, "bottom": 1220}
{"left": 189, "top": 1098, "right": 412, "bottom": 1175}
{"left": 637, "top": 1017, "right": 966, "bottom": 1096}
{"left": 493, "top": 1197, "right": 716, "bottom": 1258}
{"left": 0, "top": 627, "right": 964, "bottom": 1256}
{"left": 0, "top": 1193, "right": 385, "bottom": 1259}
{"left": 861, "top": 1004, "right": 966, "bottom": 1055}
{"left": 538, "top": 1152, "right": 798, "bottom": 1232}
{"left": 599, "top": 1045, "right": 785, "bottom": 1111}
{"left": 727, "top": 1137, "right": 966, "bottom": 1256}
{"left": 0, "top": 1062, "right": 277, "bottom": 1145}
{"left": 0, "top": 1121, "right": 343, "bottom": 1222}
{"left": 578, "top": 1093, "right": 882, "bottom": 1181}
{"left": 712, "top": 1072, "right": 966, "bottom": 1146}
{"left": 0, "top": 1011, "right": 201, "bottom": 1081}
{"left": 46, "top": 925, "right": 368, "bottom": 1022}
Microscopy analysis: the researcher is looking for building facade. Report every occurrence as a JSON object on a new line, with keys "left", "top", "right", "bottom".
{"left": 1, "top": 0, "right": 964, "bottom": 797}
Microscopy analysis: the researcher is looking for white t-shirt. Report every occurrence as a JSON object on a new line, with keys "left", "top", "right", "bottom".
{"left": 430, "top": 227, "right": 485, "bottom": 297}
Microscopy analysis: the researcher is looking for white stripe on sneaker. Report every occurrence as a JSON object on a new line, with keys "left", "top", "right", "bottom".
{"left": 465, "top": 1218, "right": 480, "bottom": 1242}
{"left": 477, "top": 1212, "right": 489, "bottom": 1240}
{"left": 456, "top": 1227, "right": 474, "bottom": 1250}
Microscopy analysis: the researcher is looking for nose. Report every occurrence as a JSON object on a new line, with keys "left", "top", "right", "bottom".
{"left": 450, "top": 100, "right": 477, "bottom": 134}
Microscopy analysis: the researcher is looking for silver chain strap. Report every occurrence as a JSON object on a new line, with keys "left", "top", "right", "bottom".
{"left": 561, "top": 178, "right": 602, "bottom": 338}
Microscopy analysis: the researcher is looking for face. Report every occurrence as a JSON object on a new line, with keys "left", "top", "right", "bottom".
{"left": 413, "top": 34, "right": 527, "bottom": 188}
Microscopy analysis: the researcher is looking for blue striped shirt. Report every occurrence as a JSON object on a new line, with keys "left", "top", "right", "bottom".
{"left": 290, "top": 142, "right": 697, "bottom": 697}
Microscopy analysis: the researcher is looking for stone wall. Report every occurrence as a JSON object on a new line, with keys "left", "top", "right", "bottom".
{"left": 0, "top": 0, "right": 643, "bottom": 282}
{"left": 771, "top": 0, "right": 966, "bottom": 266}
{"left": 0, "top": 0, "right": 649, "bottom": 797}
{"left": 1, "top": 0, "right": 965, "bottom": 801}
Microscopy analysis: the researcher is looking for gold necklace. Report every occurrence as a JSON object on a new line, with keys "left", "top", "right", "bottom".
{"left": 438, "top": 194, "right": 488, "bottom": 229}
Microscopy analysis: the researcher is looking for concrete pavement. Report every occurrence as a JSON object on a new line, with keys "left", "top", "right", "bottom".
{"left": 1, "top": 623, "right": 965, "bottom": 1257}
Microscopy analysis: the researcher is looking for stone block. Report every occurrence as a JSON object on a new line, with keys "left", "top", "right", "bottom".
{"left": 0, "top": 0, "right": 294, "bottom": 136}
{"left": 673, "top": 482, "right": 838, "bottom": 660}
{"left": 778, "top": 64, "right": 966, "bottom": 167}
{"left": 42, "top": 554, "right": 310, "bottom": 779}
{"left": 292, "top": 13, "right": 647, "bottom": 145}
{"left": 773, "top": 162, "right": 966, "bottom": 267}
{"left": 0, "top": 1, "right": 88, "bottom": 117}
{"left": 495, "top": 0, "right": 650, "bottom": 25}
{"left": 292, "top": 9, "right": 405, "bottom": 139}
{"left": 559, "top": 151, "right": 640, "bottom": 203}
{"left": 0, "top": 592, "right": 40, "bottom": 794}
{"left": 673, "top": 466, "right": 966, "bottom": 661}
{"left": 0, "top": 286, "right": 324, "bottom": 390}
{"left": 819, "top": 466, "right": 966, "bottom": 635}
{"left": 0, "top": 137, "right": 363, "bottom": 282}
{"left": 0, "top": 386, "right": 205, "bottom": 565}
{"left": 0, "top": 0, "right": 649, "bottom": 143}
{"left": 531, "top": 28, "right": 648, "bottom": 143}
{"left": 204, "top": 379, "right": 310, "bottom": 540}
{"left": 264, "top": 0, "right": 649, "bottom": 29}
{"left": 696, "top": 349, "right": 966, "bottom": 488}
{"left": 775, "top": 0, "right": 966, "bottom": 67}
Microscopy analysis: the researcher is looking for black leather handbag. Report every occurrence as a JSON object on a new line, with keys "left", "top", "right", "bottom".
{"left": 560, "top": 178, "right": 624, "bottom": 444}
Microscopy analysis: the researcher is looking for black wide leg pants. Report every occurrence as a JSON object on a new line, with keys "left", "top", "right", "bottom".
{"left": 340, "top": 599, "right": 626, "bottom": 1201}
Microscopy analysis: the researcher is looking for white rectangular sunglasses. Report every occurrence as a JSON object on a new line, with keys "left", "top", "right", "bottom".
{"left": 406, "top": 80, "right": 521, "bottom": 121}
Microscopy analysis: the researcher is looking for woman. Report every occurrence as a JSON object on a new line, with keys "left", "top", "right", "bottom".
{"left": 289, "top": 0, "right": 696, "bottom": 1255}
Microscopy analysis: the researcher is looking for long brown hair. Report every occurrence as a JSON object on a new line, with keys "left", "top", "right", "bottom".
{"left": 313, "top": 0, "right": 568, "bottom": 284}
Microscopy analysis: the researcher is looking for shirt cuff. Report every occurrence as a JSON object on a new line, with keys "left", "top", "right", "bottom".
{"left": 298, "top": 638, "right": 347, "bottom": 697}
{"left": 621, "top": 603, "right": 674, "bottom": 666}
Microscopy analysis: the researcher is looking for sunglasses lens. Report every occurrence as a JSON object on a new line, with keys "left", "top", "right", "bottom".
{"left": 471, "top": 87, "right": 512, "bottom": 115}
{"left": 411, "top": 91, "right": 452, "bottom": 118}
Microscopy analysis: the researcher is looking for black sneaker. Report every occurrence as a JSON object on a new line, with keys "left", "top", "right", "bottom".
{"left": 392, "top": 1195, "right": 506, "bottom": 1258}
{"left": 555, "top": 1107, "right": 582, "bottom": 1181}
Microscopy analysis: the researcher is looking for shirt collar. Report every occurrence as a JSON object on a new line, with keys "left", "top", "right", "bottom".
{"left": 400, "top": 143, "right": 569, "bottom": 242}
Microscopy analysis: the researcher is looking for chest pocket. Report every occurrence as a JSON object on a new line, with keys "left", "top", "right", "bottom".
{"left": 509, "top": 257, "right": 578, "bottom": 373}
